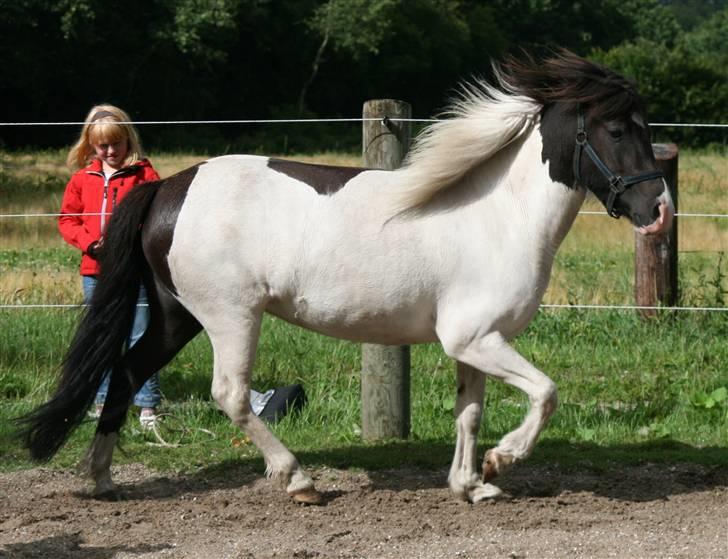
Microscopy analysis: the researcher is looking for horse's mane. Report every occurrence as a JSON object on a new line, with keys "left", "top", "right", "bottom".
{"left": 395, "top": 49, "right": 642, "bottom": 212}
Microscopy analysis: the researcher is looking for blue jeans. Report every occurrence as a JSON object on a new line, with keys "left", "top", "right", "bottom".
{"left": 83, "top": 276, "right": 161, "bottom": 408}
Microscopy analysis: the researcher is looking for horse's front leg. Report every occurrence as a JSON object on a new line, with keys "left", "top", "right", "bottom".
{"left": 443, "top": 331, "right": 558, "bottom": 488}
{"left": 448, "top": 361, "right": 503, "bottom": 502}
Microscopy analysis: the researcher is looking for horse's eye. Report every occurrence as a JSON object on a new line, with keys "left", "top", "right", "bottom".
{"left": 608, "top": 128, "right": 624, "bottom": 140}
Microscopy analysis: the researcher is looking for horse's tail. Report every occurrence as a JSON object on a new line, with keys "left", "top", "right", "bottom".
{"left": 17, "top": 180, "right": 161, "bottom": 461}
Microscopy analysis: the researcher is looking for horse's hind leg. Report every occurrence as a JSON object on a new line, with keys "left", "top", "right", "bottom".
{"left": 83, "top": 282, "right": 202, "bottom": 497}
{"left": 448, "top": 362, "right": 502, "bottom": 502}
{"left": 206, "top": 311, "right": 320, "bottom": 504}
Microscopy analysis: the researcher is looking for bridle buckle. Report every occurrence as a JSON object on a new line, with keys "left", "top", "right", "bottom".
{"left": 609, "top": 176, "right": 626, "bottom": 194}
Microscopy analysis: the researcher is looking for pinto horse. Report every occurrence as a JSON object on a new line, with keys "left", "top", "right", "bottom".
{"left": 19, "top": 50, "right": 673, "bottom": 503}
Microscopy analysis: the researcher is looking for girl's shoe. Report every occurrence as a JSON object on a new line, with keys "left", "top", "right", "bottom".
{"left": 87, "top": 404, "right": 103, "bottom": 420}
{"left": 139, "top": 407, "right": 158, "bottom": 429}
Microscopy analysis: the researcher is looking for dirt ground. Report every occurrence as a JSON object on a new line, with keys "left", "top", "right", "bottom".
{"left": 1, "top": 462, "right": 726, "bottom": 559}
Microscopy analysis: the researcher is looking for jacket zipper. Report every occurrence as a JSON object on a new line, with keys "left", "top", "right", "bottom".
{"left": 88, "top": 169, "right": 126, "bottom": 233}
{"left": 100, "top": 176, "right": 109, "bottom": 232}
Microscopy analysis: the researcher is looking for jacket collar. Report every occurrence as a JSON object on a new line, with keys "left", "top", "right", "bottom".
{"left": 85, "top": 158, "right": 150, "bottom": 177}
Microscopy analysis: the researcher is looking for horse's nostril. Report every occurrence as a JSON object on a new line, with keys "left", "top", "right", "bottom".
{"left": 651, "top": 203, "right": 661, "bottom": 221}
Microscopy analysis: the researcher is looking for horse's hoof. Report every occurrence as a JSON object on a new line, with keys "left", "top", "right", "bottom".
{"left": 291, "top": 487, "right": 323, "bottom": 505}
{"left": 93, "top": 488, "right": 122, "bottom": 501}
{"left": 92, "top": 478, "right": 119, "bottom": 500}
{"left": 470, "top": 483, "right": 504, "bottom": 503}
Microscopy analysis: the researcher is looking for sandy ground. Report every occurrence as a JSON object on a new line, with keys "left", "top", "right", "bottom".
{"left": 1, "top": 462, "right": 726, "bottom": 558}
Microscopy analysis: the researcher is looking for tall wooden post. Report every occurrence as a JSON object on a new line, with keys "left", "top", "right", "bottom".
{"left": 634, "top": 143, "right": 679, "bottom": 318}
{"left": 360, "top": 99, "right": 412, "bottom": 440}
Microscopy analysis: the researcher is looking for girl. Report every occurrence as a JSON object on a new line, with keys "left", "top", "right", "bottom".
{"left": 59, "top": 104, "right": 161, "bottom": 428}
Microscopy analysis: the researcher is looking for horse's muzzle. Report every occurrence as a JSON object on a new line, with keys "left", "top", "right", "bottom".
{"left": 637, "top": 195, "right": 674, "bottom": 236}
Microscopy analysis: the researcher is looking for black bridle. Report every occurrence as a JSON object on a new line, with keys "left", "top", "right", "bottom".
{"left": 573, "top": 106, "right": 664, "bottom": 218}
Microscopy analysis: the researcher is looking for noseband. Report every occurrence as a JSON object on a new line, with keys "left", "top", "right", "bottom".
{"left": 573, "top": 106, "right": 664, "bottom": 218}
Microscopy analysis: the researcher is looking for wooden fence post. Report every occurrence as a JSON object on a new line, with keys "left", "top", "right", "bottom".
{"left": 634, "top": 143, "right": 679, "bottom": 318}
{"left": 360, "top": 99, "right": 412, "bottom": 440}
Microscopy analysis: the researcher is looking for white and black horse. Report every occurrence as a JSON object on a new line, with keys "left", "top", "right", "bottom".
{"left": 19, "top": 51, "right": 673, "bottom": 503}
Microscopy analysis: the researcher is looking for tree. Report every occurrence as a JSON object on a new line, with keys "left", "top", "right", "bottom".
{"left": 300, "top": 0, "right": 397, "bottom": 113}
{"left": 612, "top": 0, "right": 682, "bottom": 47}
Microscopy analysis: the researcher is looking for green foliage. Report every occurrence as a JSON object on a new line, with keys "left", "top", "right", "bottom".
{"left": 489, "top": 0, "right": 634, "bottom": 53}
{"left": 593, "top": 9, "right": 728, "bottom": 147}
{"left": 308, "top": 0, "right": 398, "bottom": 58}
{"left": 161, "top": 0, "right": 242, "bottom": 63}
{"left": 3, "top": 0, "right": 724, "bottom": 151}
{"left": 666, "top": 0, "right": 728, "bottom": 31}
{"left": 691, "top": 387, "right": 728, "bottom": 409}
{"left": 680, "top": 6, "right": 728, "bottom": 72}
{"left": 613, "top": 0, "right": 682, "bottom": 46}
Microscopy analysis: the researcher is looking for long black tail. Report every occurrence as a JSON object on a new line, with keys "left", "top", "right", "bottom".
{"left": 17, "top": 181, "right": 161, "bottom": 461}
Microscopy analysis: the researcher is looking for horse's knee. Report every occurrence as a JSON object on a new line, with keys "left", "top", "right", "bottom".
{"left": 211, "top": 384, "right": 251, "bottom": 422}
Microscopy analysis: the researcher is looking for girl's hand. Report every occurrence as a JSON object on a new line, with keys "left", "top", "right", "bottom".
{"left": 87, "top": 239, "right": 104, "bottom": 259}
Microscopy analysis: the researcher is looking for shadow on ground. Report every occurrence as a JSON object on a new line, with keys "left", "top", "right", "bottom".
{"left": 0, "top": 533, "right": 171, "bottom": 559}
{"left": 106, "top": 438, "right": 728, "bottom": 504}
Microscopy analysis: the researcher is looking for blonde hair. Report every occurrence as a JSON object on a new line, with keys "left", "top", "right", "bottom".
{"left": 66, "top": 104, "right": 146, "bottom": 171}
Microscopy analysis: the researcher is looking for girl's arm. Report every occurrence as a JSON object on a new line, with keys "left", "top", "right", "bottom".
{"left": 58, "top": 177, "right": 96, "bottom": 253}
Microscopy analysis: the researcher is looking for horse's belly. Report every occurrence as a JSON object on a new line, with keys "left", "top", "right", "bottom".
{"left": 266, "top": 295, "right": 438, "bottom": 345}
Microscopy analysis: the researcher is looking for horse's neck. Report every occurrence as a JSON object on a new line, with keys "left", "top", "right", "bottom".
{"left": 481, "top": 127, "right": 583, "bottom": 247}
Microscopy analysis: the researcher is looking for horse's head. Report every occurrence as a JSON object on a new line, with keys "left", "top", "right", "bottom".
{"left": 566, "top": 102, "right": 674, "bottom": 235}
{"left": 503, "top": 50, "right": 675, "bottom": 236}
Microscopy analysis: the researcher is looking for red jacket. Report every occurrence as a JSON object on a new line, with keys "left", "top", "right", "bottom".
{"left": 59, "top": 158, "right": 160, "bottom": 276}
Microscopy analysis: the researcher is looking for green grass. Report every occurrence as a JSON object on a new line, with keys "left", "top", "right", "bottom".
{"left": 0, "top": 246, "right": 78, "bottom": 270}
{"left": 1, "top": 308, "right": 727, "bottom": 476}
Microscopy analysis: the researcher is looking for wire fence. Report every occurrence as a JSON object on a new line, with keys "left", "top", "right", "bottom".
{"left": 2, "top": 210, "right": 728, "bottom": 219}
{"left": 2, "top": 302, "right": 727, "bottom": 312}
{"left": 1, "top": 116, "right": 726, "bottom": 313}
{"left": 0, "top": 118, "right": 727, "bottom": 128}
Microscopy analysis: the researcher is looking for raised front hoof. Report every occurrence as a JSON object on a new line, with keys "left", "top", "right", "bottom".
{"left": 482, "top": 449, "right": 514, "bottom": 483}
{"left": 289, "top": 487, "right": 323, "bottom": 505}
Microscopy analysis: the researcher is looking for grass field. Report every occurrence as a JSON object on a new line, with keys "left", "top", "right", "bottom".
{"left": 1, "top": 148, "right": 727, "bottom": 477}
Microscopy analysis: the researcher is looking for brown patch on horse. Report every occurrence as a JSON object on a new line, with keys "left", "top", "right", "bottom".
{"left": 142, "top": 164, "right": 203, "bottom": 295}
{"left": 268, "top": 158, "right": 367, "bottom": 195}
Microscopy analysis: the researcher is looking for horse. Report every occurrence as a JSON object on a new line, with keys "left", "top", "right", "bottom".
{"left": 18, "top": 50, "right": 674, "bottom": 504}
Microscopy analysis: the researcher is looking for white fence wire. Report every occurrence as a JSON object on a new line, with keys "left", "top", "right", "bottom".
{"left": 0, "top": 118, "right": 727, "bottom": 127}
{"left": 1, "top": 116, "right": 726, "bottom": 313}
{"left": 2, "top": 211, "right": 728, "bottom": 219}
